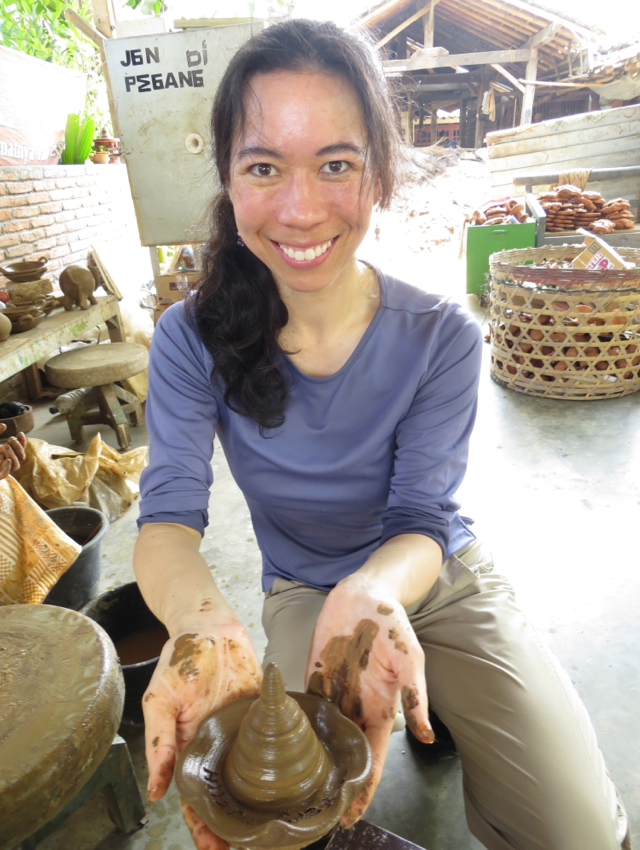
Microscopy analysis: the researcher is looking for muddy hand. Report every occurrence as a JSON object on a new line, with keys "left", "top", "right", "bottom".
{"left": 0, "top": 428, "right": 27, "bottom": 480}
{"left": 143, "top": 621, "right": 261, "bottom": 806}
{"left": 305, "top": 584, "right": 433, "bottom": 828}
{"left": 181, "top": 799, "right": 230, "bottom": 850}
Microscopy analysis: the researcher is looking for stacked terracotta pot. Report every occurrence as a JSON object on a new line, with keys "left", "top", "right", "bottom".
{"left": 537, "top": 185, "right": 636, "bottom": 234}
{"left": 470, "top": 197, "right": 528, "bottom": 226}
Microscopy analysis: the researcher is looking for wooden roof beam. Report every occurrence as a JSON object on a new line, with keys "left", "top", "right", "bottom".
{"left": 374, "top": 0, "right": 444, "bottom": 49}
{"left": 492, "top": 63, "right": 526, "bottom": 93}
{"left": 521, "top": 21, "right": 561, "bottom": 49}
{"left": 384, "top": 47, "right": 532, "bottom": 72}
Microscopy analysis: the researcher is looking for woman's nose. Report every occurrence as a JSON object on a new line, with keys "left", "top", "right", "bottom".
{"left": 275, "top": 172, "right": 328, "bottom": 229}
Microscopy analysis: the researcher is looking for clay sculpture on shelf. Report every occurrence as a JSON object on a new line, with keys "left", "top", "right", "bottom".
{"left": 177, "top": 662, "right": 372, "bottom": 850}
{"left": 58, "top": 263, "right": 99, "bottom": 311}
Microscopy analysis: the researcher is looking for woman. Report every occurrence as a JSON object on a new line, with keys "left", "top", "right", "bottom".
{"left": 134, "top": 19, "right": 629, "bottom": 850}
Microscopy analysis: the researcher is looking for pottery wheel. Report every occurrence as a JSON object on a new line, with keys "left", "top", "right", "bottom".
{"left": 0, "top": 604, "right": 124, "bottom": 847}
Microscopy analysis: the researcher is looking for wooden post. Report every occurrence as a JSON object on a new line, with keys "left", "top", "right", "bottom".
{"left": 431, "top": 106, "right": 438, "bottom": 145}
{"left": 90, "top": 0, "right": 116, "bottom": 39}
{"left": 396, "top": 31, "right": 407, "bottom": 61}
{"left": 474, "top": 87, "right": 484, "bottom": 148}
{"left": 521, "top": 47, "right": 539, "bottom": 125}
{"left": 459, "top": 98, "right": 467, "bottom": 147}
{"left": 422, "top": 0, "right": 434, "bottom": 48}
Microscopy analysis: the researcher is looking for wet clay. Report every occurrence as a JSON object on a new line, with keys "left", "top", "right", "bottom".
{"left": 176, "top": 662, "right": 372, "bottom": 850}
{"left": 307, "top": 619, "right": 379, "bottom": 726}
{"left": 169, "top": 633, "right": 214, "bottom": 679}
{"left": 0, "top": 604, "right": 123, "bottom": 848}
{"left": 114, "top": 625, "right": 169, "bottom": 666}
{"left": 401, "top": 686, "right": 433, "bottom": 742}
{"left": 388, "top": 628, "right": 408, "bottom": 655}
{"left": 377, "top": 603, "right": 393, "bottom": 616}
{"left": 223, "top": 663, "right": 330, "bottom": 812}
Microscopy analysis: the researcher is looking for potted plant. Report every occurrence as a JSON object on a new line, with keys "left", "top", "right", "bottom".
{"left": 60, "top": 114, "right": 95, "bottom": 164}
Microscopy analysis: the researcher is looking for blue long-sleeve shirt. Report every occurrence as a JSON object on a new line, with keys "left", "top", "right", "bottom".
{"left": 138, "top": 272, "right": 482, "bottom": 591}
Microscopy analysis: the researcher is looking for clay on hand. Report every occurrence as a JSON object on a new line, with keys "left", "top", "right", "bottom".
{"left": 0, "top": 426, "right": 27, "bottom": 480}
{"left": 142, "top": 621, "right": 262, "bottom": 850}
{"left": 305, "top": 584, "right": 434, "bottom": 828}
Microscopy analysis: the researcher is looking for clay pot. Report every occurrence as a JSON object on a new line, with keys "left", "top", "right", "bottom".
{"left": 0, "top": 404, "right": 33, "bottom": 436}
{"left": 0, "top": 310, "right": 10, "bottom": 342}
{"left": 91, "top": 152, "right": 110, "bottom": 164}
{"left": 0, "top": 257, "right": 48, "bottom": 283}
{"left": 177, "top": 663, "right": 372, "bottom": 850}
{"left": 3, "top": 303, "right": 45, "bottom": 333}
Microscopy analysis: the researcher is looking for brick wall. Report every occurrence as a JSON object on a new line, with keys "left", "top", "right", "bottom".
{"left": 0, "top": 163, "right": 138, "bottom": 276}
{"left": 0, "top": 163, "right": 140, "bottom": 402}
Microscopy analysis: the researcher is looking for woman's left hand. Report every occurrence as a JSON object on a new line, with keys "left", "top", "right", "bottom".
{"left": 305, "top": 575, "right": 433, "bottom": 828}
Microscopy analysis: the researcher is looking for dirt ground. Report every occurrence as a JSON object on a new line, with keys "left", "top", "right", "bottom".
{"left": 359, "top": 146, "right": 492, "bottom": 298}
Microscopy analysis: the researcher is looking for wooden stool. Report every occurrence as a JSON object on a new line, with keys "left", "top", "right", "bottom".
{"left": 45, "top": 343, "right": 148, "bottom": 450}
{"left": 0, "top": 604, "right": 133, "bottom": 848}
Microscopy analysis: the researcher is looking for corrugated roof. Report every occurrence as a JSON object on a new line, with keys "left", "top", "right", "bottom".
{"left": 360, "top": 0, "right": 593, "bottom": 77}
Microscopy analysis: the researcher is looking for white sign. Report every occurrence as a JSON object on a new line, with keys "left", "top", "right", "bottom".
{"left": 105, "top": 23, "right": 260, "bottom": 246}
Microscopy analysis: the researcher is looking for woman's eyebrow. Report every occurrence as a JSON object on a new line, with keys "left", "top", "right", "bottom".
{"left": 235, "top": 142, "right": 364, "bottom": 162}
{"left": 235, "top": 145, "right": 282, "bottom": 161}
{"left": 316, "top": 143, "right": 364, "bottom": 157}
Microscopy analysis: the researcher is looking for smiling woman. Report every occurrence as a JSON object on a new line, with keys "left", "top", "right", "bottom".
{"left": 133, "top": 19, "right": 631, "bottom": 850}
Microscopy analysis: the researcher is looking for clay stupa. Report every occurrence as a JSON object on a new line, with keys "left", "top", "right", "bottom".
{"left": 177, "top": 662, "right": 372, "bottom": 850}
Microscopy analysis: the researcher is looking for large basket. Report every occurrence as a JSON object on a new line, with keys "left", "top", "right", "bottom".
{"left": 489, "top": 246, "right": 640, "bottom": 400}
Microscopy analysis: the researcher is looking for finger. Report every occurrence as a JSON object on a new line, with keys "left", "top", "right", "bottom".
{"left": 0, "top": 424, "right": 6, "bottom": 435}
{"left": 181, "top": 800, "right": 229, "bottom": 850}
{"left": 143, "top": 687, "right": 179, "bottom": 801}
{"left": 13, "top": 433, "right": 27, "bottom": 461}
{"left": 6, "top": 439, "right": 23, "bottom": 470}
{"left": 396, "top": 644, "right": 434, "bottom": 744}
{"left": 340, "top": 721, "right": 391, "bottom": 828}
{"left": 0, "top": 457, "right": 10, "bottom": 480}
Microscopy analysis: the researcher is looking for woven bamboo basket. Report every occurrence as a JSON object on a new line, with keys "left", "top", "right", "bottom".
{"left": 489, "top": 246, "right": 640, "bottom": 400}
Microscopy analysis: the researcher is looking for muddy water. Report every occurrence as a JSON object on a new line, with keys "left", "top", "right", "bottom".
{"left": 114, "top": 625, "right": 169, "bottom": 666}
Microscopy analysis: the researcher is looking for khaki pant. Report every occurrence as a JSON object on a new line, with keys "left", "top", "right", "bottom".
{"left": 262, "top": 540, "right": 630, "bottom": 850}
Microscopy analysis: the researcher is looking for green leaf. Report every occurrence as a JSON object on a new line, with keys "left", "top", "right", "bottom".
{"left": 75, "top": 116, "right": 95, "bottom": 163}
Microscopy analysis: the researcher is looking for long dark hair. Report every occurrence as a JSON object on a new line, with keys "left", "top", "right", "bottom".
{"left": 192, "top": 18, "right": 402, "bottom": 431}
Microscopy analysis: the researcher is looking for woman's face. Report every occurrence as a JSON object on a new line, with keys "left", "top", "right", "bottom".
{"left": 228, "top": 70, "right": 377, "bottom": 297}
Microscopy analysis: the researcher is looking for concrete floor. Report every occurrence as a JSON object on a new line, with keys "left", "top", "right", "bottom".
{"left": 26, "top": 243, "right": 640, "bottom": 850}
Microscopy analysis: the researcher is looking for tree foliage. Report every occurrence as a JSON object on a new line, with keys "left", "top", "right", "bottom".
{"left": 0, "top": 0, "right": 111, "bottom": 132}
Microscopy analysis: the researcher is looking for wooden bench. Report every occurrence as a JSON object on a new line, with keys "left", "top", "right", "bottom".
{"left": 513, "top": 165, "right": 640, "bottom": 248}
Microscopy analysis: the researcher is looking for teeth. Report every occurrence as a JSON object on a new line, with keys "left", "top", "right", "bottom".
{"left": 279, "top": 240, "right": 332, "bottom": 261}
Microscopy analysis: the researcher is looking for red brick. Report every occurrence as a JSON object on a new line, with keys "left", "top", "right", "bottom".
{"left": 0, "top": 184, "right": 6, "bottom": 195}
{"left": 49, "top": 245, "right": 70, "bottom": 259}
{"left": 5, "top": 220, "right": 29, "bottom": 233}
{"left": 62, "top": 198, "right": 83, "bottom": 211}
{"left": 39, "top": 202, "right": 63, "bottom": 214}
{"left": 0, "top": 233, "right": 20, "bottom": 248}
{"left": 28, "top": 193, "right": 50, "bottom": 205}
{"left": 20, "top": 227, "right": 46, "bottom": 243}
{"left": 6, "top": 181, "right": 34, "bottom": 194}
{"left": 0, "top": 195, "right": 26, "bottom": 208}
{"left": 7, "top": 243, "right": 33, "bottom": 258}
{"left": 70, "top": 187, "right": 91, "bottom": 199}
{"left": 55, "top": 210, "right": 76, "bottom": 223}
{"left": 54, "top": 178, "right": 76, "bottom": 189}
{"left": 0, "top": 210, "right": 12, "bottom": 222}
{"left": 66, "top": 219, "right": 86, "bottom": 232}
{"left": 29, "top": 215, "right": 55, "bottom": 228}
{"left": 74, "top": 206, "right": 94, "bottom": 219}
{"left": 45, "top": 222, "right": 67, "bottom": 238}
{"left": 36, "top": 180, "right": 58, "bottom": 192}
{"left": 49, "top": 188, "right": 74, "bottom": 202}
{"left": 14, "top": 206, "right": 38, "bottom": 219}
{"left": 35, "top": 237, "right": 56, "bottom": 252}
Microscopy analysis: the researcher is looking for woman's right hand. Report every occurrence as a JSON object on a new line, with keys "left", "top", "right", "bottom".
{"left": 142, "top": 618, "right": 262, "bottom": 850}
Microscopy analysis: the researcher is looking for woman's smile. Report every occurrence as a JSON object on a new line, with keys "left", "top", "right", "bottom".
{"left": 273, "top": 236, "right": 337, "bottom": 267}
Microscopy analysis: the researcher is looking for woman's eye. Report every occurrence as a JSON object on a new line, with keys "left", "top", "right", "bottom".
{"left": 250, "top": 163, "right": 277, "bottom": 177}
{"left": 321, "top": 160, "right": 349, "bottom": 174}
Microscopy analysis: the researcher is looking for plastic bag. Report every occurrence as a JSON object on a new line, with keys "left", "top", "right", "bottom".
{"left": 13, "top": 434, "right": 147, "bottom": 522}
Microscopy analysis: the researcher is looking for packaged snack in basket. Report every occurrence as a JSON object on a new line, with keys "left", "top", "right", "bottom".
{"left": 572, "top": 232, "right": 634, "bottom": 270}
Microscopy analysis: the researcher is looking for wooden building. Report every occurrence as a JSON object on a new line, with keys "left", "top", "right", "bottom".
{"left": 359, "top": 0, "right": 608, "bottom": 147}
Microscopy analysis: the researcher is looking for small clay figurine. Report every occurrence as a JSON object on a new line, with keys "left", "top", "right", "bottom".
{"left": 0, "top": 310, "right": 11, "bottom": 342}
{"left": 58, "top": 262, "right": 100, "bottom": 311}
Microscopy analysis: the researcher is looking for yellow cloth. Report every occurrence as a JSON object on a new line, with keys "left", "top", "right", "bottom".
{"left": 0, "top": 476, "right": 81, "bottom": 605}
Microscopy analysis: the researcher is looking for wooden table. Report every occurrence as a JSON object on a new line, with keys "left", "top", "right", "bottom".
{"left": 0, "top": 295, "right": 126, "bottom": 399}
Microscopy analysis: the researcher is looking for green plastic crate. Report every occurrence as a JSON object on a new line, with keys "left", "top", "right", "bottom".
{"left": 466, "top": 221, "right": 536, "bottom": 295}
